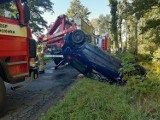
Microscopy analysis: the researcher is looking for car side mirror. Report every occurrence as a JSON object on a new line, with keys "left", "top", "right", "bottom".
{"left": 24, "top": 2, "right": 30, "bottom": 24}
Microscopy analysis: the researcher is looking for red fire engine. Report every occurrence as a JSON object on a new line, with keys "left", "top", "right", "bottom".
{"left": 0, "top": 0, "right": 38, "bottom": 114}
{"left": 95, "top": 33, "right": 109, "bottom": 52}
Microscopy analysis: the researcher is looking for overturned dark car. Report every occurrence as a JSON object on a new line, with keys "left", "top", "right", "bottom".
{"left": 62, "top": 30, "right": 145, "bottom": 83}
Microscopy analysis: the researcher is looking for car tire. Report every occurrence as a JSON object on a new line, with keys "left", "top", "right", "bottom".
{"left": 0, "top": 77, "right": 6, "bottom": 116}
{"left": 71, "top": 30, "right": 85, "bottom": 45}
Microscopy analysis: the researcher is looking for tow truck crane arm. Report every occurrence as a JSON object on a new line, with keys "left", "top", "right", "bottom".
{"left": 38, "top": 15, "right": 77, "bottom": 66}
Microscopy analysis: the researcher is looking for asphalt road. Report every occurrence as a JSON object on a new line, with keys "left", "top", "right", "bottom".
{"left": 0, "top": 62, "right": 79, "bottom": 120}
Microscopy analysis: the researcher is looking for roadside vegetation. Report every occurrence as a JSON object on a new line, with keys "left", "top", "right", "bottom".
{"left": 42, "top": 73, "right": 160, "bottom": 120}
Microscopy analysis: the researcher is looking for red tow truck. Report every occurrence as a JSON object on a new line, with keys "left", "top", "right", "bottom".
{"left": 38, "top": 15, "right": 77, "bottom": 66}
{"left": 0, "top": 0, "right": 38, "bottom": 114}
{"left": 38, "top": 14, "right": 94, "bottom": 68}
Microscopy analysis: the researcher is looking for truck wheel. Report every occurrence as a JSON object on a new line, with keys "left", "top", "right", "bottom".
{"left": 71, "top": 30, "right": 85, "bottom": 44}
{"left": 0, "top": 77, "right": 6, "bottom": 115}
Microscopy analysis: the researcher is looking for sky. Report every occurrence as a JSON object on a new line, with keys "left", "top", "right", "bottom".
{"left": 43, "top": 0, "right": 111, "bottom": 25}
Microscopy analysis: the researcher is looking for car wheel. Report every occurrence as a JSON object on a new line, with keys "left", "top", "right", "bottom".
{"left": 0, "top": 77, "right": 6, "bottom": 116}
{"left": 71, "top": 30, "right": 85, "bottom": 45}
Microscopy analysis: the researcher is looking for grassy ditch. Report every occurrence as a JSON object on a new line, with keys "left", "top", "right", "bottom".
{"left": 42, "top": 77, "right": 160, "bottom": 120}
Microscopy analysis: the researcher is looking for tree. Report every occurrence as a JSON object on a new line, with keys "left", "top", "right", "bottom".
{"left": 90, "top": 18, "right": 98, "bottom": 28}
{"left": 117, "top": 1, "right": 123, "bottom": 51}
{"left": 109, "top": 0, "right": 119, "bottom": 52}
{"left": 129, "top": 0, "right": 160, "bottom": 42}
{"left": 66, "top": 0, "right": 91, "bottom": 22}
{"left": 0, "top": 1, "right": 19, "bottom": 18}
{"left": 29, "top": 0, "right": 54, "bottom": 36}
{"left": 90, "top": 18, "right": 99, "bottom": 34}
{"left": 131, "top": 0, "right": 160, "bottom": 19}
{"left": 97, "top": 14, "right": 110, "bottom": 34}
{"left": 91, "top": 15, "right": 110, "bottom": 35}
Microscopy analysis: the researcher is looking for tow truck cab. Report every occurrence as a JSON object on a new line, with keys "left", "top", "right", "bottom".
{"left": 0, "top": 0, "right": 37, "bottom": 83}
{"left": 0, "top": 0, "right": 38, "bottom": 114}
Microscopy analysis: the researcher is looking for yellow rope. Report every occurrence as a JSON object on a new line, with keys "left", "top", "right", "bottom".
{"left": 11, "top": 72, "right": 33, "bottom": 91}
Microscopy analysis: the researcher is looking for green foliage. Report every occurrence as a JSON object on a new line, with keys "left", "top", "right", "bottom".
{"left": 131, "top": 0, "right": 160, "bottom": 19}
{"left": 0, "top": 1, "right": 18, "bottom": 19}
{"left": 138, "top": 41, "right": 157, "bottom": 55}
{"left": 109, "top": 0, "right": 119, "bottom": 51}
{"left": 115, "top": 0, "right": 160, "bottom": 55}
{"left": 123, "top": 72, "right": 160, "bottom": 120}
{"left": 90, "top": 18, "right": 98, "bottom": 28}
{"left": 140, "top": 8, "right": 160, "bottom": 43}
{"left": 119, "top": 51, "right": 136, "bottom": 80}
{"left": 119, "top": 51, "right": 160, "bottom": 120}
{"left": 97, "top": 14, "right": 110, "bottom": 34}
{"left": 153, "top": 48, "right": 160, "bottom": 63}
{"left": 126, "top": 0, "right": 160, "bottom": 47}
{"left": 136, "top": 54, "right": 152, "bottom": 62}
{"left": 66, "top": 0, "right": 91, "bottom": 22}
{"left": 119, "top": 49, "right": 147, "bottom": 83}
{"left": 125, "top": 70, "right": 160, "bottom": 103}
{"left": 42, "top": 78, "right": 160, "bottom": 120}
{"left": 28, "top": 0, "right": 54, "bottom": 36}
{"left": 90, "top": 14, "right": 110, "bottom": 35}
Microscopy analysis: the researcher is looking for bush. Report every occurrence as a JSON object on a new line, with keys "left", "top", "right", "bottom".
{"left": 119, "top": 51, "right": 136, "bottom": 81}
{"left": 124, "top": 70, "right": 160, "bottom": 108}
{"left": 136, "top": 54, "right": 152, "bottom": 62}
{"left": 153, "top": 48, "right": 160, "bottom": 63}
{"left": 119, "top": 50, "right": 160, "bottom": 100}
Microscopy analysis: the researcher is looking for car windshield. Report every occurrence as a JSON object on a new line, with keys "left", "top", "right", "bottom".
{"left": 0, "top": 0, "right": 19, "bottom": 20}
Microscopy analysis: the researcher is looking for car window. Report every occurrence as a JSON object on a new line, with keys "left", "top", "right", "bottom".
{"left": 0, "top": 0, "right": 19, "bottom": 20}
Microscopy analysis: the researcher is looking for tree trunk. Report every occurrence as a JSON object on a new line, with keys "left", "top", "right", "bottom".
{"left": 119, "top": 17, "right": 122, "bottom": 52}
{"left": 114, "top": 29, "right": 119, "bottom": 53}
{"left": 135, "top": 18, "right": 138, "bottom": 55}
{"left": 125, "top": 20, "right": 128, "bottom": 51}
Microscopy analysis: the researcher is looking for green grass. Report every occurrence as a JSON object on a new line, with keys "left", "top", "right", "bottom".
{"left": 42, "top": 77, "right": 160, "bottom": 120}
